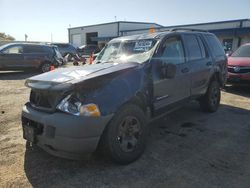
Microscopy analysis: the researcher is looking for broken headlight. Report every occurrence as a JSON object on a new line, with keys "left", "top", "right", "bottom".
{"left": 56, "top": 95, "right": 101, "bottom": 117}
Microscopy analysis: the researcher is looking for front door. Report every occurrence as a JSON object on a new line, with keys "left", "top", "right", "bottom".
{"left": 152, "top": 35, "right": 191, "bottom": 114}
{"left": 0, "top": 45, "right": 24, "bottom": 69}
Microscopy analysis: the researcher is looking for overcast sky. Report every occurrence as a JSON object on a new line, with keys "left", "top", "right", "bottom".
{"left": 0, "top": 0, "right": 250, "bottom": 42}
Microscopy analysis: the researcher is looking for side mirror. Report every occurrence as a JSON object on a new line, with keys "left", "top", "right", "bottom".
{"left": 161, "top": 63, "right": 177, "bottom": 79}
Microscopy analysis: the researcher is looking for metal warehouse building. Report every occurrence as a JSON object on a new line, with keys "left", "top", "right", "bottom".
{"left": 68, "top": 21, "right": 162, "bottom": 48}
{"left": 68, "top": 19, "right": 250, "bottom": 51}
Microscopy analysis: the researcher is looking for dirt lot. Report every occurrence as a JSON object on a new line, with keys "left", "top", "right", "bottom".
{"left": 0, "top": 70, "right": 250, "bottom": 188}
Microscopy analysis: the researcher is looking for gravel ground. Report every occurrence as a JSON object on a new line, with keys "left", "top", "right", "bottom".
{"left": 0, "top": 70, "right": 250, "bottom": 188}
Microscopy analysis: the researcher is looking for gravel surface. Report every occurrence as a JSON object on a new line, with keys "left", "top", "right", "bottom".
{"left": 0, "top": 70, "right": 250, "bottom": 188}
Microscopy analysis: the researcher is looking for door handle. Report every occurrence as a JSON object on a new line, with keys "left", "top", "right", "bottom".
{"left": 206, "top": 61, "right": 212, "bottom": 66}
{"left": 181, "top": 67, "right": 189, "bottom": 73}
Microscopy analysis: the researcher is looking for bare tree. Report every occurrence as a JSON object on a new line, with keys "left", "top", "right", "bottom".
{"left": 0, "top": 32, "right": 15, "bottom": 41}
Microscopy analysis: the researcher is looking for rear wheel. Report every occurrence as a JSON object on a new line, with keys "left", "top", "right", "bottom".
{"left": 40, "top": 63, "right": 51, "bottom": 73}
{"left": 199, "top": 79, "right": 221, "bottom": 112}
{"left": 100, "top": 104, "right": 148, "bottom": 164}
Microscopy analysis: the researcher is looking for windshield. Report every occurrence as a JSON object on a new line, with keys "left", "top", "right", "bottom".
{"left": 0, "top": 43, "right": 12, "bottom": 51}
{"left": 95, "top": 39, "right": 157, "bottom": 64}
{"left": 231, "top": 45, "right": 250, "bottom": 57}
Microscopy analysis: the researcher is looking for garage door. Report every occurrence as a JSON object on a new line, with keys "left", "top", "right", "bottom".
{"left": 72, "top": 34, "right": 81, "bottom": 47}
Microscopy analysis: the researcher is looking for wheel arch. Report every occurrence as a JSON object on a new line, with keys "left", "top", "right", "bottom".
{"left": 209, "top": 71, "right": 223, "bottom": 87}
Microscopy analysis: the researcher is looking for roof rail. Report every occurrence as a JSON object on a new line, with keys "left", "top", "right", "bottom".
{"left": 170, "top": 28, "right": 208, "bottom": 32}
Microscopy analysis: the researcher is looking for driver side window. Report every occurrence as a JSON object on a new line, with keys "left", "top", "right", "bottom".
{"left": 3, "top": 45, "right": 23, "bottom": 54}
{"left": 160, "top": 37, "right": 185, "bottom": 64}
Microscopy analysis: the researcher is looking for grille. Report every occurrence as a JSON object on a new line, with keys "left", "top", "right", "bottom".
{"left": 30, "top": 90, "right": 57, "bottom": 110}
{"left": 228, "top": 67, "right": 250, "bottom": 74}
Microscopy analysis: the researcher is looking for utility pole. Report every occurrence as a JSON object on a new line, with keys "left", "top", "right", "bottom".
{"left": 25, "top": 34, "right": 28, "bottom": 41}
{"left": 51, "top": 33, "right": 53, "bottom": 43}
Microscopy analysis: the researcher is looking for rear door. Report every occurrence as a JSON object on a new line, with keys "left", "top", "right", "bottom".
{"left": 204, "top": 34, "right": 227, "bottom": 85}
{"left": 23, "top": 45, "right": 45, "bottom": 68}
{"left": 0, "top": 44, "right": 24, "bottom": 69}
{"left": 183, "top": 33, "right": 212, "bottom": 96}
{"left": 153, "top": 34, "right": 191, "bottom": 114}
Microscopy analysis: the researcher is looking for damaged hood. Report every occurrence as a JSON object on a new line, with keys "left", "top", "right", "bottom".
{"left": 25, "top": 62, "right": 139, "bottom": 90}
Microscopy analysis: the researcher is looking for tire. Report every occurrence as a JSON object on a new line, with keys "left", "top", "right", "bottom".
{"left": 99, "top": 104, "right": 148, "bottom": 164}
{"left": 40, "top": 63, "right": 51, "bottom": 73}
{"left": 199, "top": 79, "right": 221, "bottom": 113}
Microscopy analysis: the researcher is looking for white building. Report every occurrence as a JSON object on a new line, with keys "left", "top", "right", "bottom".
{"left": 68, "top": 19, "right": 250, "bottom": 51}
{"left": 68, "top": 21, "right": 162, "bottom": 48}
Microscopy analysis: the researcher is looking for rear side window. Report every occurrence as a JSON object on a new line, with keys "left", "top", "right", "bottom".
{"left": 205, "top": 34, "right": 225, "bottom": 57}
{"left": 184, "top": 34, "right": 204, "bottom": 61}
{"left": 23, "top": 45, "right": 44, "bottom": 53}
{"left": 196, "top": 36, "right": 207, "bottom": 58}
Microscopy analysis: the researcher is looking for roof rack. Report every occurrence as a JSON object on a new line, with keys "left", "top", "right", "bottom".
{"left": 170, "top": 28, "right": 208, "bottom": 32}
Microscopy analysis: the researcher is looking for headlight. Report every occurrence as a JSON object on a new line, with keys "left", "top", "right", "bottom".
{"left": 56, "top": 95, "right": 101, "bottom": 117}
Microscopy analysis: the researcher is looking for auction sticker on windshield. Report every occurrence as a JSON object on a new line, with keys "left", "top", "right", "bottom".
{"left": 134, "top": 40, "right": 153, "bottom": 51}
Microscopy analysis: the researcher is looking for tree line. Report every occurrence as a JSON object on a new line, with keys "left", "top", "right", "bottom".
{"left": 0, "top": 32, "right": 15, "bottom": 41}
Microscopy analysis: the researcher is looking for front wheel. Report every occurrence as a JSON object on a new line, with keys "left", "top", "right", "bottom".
{"left": 99, "top": 104, "right": 148, "bottom": 164}
{"left": 199, "top": 80, "right": 221, "bottom": 112}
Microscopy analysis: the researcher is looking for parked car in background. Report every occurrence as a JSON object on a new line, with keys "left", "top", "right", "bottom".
{"left": 227, "top": 43, "right": 250, "bottom": 83}
{"left": 0, "top": 43, "right": 63, "bottom": 72}
{"left": 22, "top": 29, "right": 227, "bottom": 164}
{"left": 77, "top": 44, "right": 100, "bottom": 57}
{"left": 51, "top": 43, "right": 78, "bottom": 59}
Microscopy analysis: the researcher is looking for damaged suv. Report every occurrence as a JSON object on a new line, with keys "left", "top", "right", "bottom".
{"left": 22, "top": 29, "right": 227, "bottom": 164}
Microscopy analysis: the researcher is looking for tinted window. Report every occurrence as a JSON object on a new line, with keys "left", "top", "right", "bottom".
{"left": 160, "top": 36, "right": 185, "bottom": 64}
{"left": 205, "top": 34, "right": 225, "bottom": 57}
{"left": 23, "top": 45, "right": 44, "bottom": 53}
{"left": 3, "top": 45, "right": 23, "bottom": 54}
{"left": 184, "top": 34, "right": 203, "bottom": 61}
{"left": 197, "top": 36, "right": 207, "bottom": 58}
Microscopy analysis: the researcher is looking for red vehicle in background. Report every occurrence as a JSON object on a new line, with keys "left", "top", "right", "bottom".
{"left": 227, "top": 43, "right": 250, "bottom": 84}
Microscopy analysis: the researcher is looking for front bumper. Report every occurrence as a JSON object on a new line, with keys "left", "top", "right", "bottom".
{"left": 22, "top": 103, "right": 113, "bottom": 159}
{"left": 228, "top": 72, "right": 250, "bottom": 83}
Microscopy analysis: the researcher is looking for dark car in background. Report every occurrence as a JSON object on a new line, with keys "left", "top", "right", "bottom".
{"left": 227, "top": 43, "right": 250, "bottom": 83}
{"left": 51, "top": 43, "right": 78, "bottom": 58}
{"left": 77, "top": 44, "right": 100, "bottom": 57}
{"left": 0, "top": 43, "right": 63, "bottom": 72}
